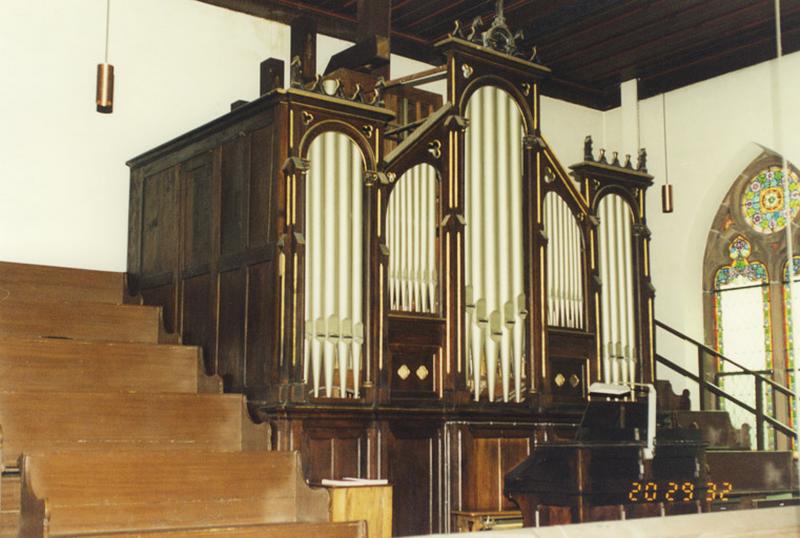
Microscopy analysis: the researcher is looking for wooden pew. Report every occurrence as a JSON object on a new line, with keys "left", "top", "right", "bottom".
{"left": 56, "top": 521, "right": 367, "bottom": 538}
{"left": 19, "top": 451, "right": 332, "bottom": 537}
{"left": 0, "top": 299, "right": 176, "bottom": 344}
{"left": 0, "top": 392, "right": 268, "bottom": 467}
{"left": 0, "top": 337, "right": 214, "bottom": 394}
{"left": 0, "top": 262, "right": 124, "bottom": 305}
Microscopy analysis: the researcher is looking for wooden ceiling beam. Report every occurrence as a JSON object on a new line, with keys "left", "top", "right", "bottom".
{"left": 549, "top": 0, "right": 763, "bottom": 69}
{"left": 572, "top": 1, "right": 797, "bottom": 84}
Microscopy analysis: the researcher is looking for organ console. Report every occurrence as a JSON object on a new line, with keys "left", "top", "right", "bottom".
{"left": 504, "top": 398, "right": 708, "bottom": 525}
{"left": 126, "top": 3, "right": 658, "bottom": 534}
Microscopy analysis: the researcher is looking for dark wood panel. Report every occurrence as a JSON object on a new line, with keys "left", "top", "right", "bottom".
{"left": 459, "top": 426, "right": 532, "bottom": 513}
{"left": 301, "top": 421, "right": 368, "bottom": 481}
{"left": 246, "top": 261, "right": 277, "bottom": 391}
{"left": 388, "top": 423, "right": 439, "bottom": 536}
{"left": 218, "top": 268, "right": 247, "bottom": 391}
{"left": 142, "top": 168, "right": 179, "bottom": 275}
{"left": 141, "top": 283, "right": 177, "bottom": 335}
{"left": 182, "top": 153, "right": 214, "bottom": 269}
{"left": 249, "top": 126, "right": 276, "bottom": 247}
{"left": 221, "top": 136, "right": 250, "bottom": 257}
{"left": 182, "top": 273, "right": 217, "bottom": 375}
{"left": 127, "top": 172, "right": 144, "bottom": 281}
{"left": 389, "top": 345, "right": 436, "bottom": 398}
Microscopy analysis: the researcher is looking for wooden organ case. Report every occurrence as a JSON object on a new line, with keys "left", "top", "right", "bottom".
{"left": 126, "top": 10, "right": 656, "bottom": 536}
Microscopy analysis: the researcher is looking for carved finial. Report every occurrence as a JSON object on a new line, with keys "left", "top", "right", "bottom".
{"left": 637, "top": 148, "right": 648, "bottom": 172}
{"left": 467, "top": 16, "right": 484, "bottom": 42}
{"left": 307, "top": 74, "right": 323, "bottom": 93}
{"left": 612, "top": 151, "right": 620, "bottom": 167}
{"left": 583, "top": 135, "right": 594, "bottom": 161}
{"left": 451, "top": 19, "right": 465, "bottom": 39}
{"left": 350, "top": 83, "right": 363, "bottom": 103}
{"left": 598, "top": 148, "right": 607, "bottom": 164}
{"left": 624, "top": 154, "right": 632, "bottom": 169}
{"left": 289, "top": 56, "right": 303, "bottom": 89}
{"left": 372, "top": 77, "right": 387, "bottom": 107}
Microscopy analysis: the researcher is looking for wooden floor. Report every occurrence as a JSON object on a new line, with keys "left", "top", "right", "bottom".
{"left": 423, "top": 506, "right": 800, "bottom": 537}
{"left": 0, "top": 261, "right": 362, "bottom": 538}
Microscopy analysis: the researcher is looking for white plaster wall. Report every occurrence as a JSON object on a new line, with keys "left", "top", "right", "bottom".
{"left": 0, "top": 0, "right": 598, "bottom": 272}
{"left": 0, "top": 0, "right": 287, "bottom": 271}
{"left": 598, "top": 52, "right": 800, "bottom": 394}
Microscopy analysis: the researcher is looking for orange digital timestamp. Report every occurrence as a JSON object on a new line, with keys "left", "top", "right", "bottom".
{"left": 628, "top": 481, "right": 733, "bottom": 502}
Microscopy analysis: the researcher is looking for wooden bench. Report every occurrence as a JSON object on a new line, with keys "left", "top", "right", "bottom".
{"left": 0, "top": 392, "right": 267, "bottom": 467}
{"left": 0, "top": 262, "right": 124, "bottom": 305}
{"left": 0, "top": 337, "right": 216, "bottom": 394}
{"left": 56, "top": 521, "right": 367, "bottom": 538}
{"left": 19, "top": 451, "right": 333, "bottom": 537}
{"left": 0, "top": 300, "right": 176, "bottom": 344}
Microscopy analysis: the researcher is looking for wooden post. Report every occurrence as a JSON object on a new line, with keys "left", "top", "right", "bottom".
{"left": 755, "top": 376, "right": 765, "bottom": 450}
{"left": 291, "top": 17, "right": 317, "bottom": 85}
{"left": 698, "top": 347, "right": 707, "bottom": 411}
{"left": 357, "top": 0, "right": 391, "bottom": 42}
{"left": 260, "top": 58, "right": 285, "bottom": 95}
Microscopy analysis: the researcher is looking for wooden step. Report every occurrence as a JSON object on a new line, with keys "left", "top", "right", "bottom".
{"left": 58, "top": 521, "right": 367, "bottom": 538}
{"left": 2, "top": 475, "right": 20, "bottom": 511}
{"left": 671, "top": 410, "right": 750, "bottom": 450}
{"left": 0, "top": 510, "right": 16, "bottom": 538}
{"left": 0, "top": 337, "right": 212, "bottom": 394}
{"left": 706, "top": 450, "right": 794, "bottom": 493}
{"left": 0, "top": 261, "right": 124, "bottom": 305}
{"left": 19, "top": 450, "right": 329, "bottom": 536}
{"left": 0, "top": 300, "right": 176, "bottom": 344}
{"left": 0, "top": 391, "right": 268, "bottom": 466}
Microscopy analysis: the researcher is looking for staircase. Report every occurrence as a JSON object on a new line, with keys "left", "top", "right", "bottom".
{"left": 655, "top": 320, "right": 799, "bottom": 512}
{"left": 0, "top": 262, "right": 354, "bottom": 537}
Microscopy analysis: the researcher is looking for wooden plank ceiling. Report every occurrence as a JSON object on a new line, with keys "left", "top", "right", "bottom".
{"left": 199, "top": 0, "right": 800, "bottom": 110}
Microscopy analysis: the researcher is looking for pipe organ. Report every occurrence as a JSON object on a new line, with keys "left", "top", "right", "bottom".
{"left": 464, "top": 86, "right": 526, "bottom": 403}
{"left": 386, "top": 163, "right": 438, "bottom": 314}
{"left": 126, "top": 13, "right": 656, "bottom": 535}
{"left": 304, "top": 132, "right": 365, "bottom": 398}
{"left": 544, "top": 192, "right": 584, "bottom": 330}
{"left": 597, "top": 194, "right": 637, "bottom": 385}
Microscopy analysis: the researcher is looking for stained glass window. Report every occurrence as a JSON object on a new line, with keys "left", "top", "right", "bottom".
{"left": 741, "top": 166, "right": 800, "bottom": 234}
{"left": 714, "top": 236, "right": 773, "bottom": 448}
{"left": 783, "top": 257, "right": 800, "bottom": 433}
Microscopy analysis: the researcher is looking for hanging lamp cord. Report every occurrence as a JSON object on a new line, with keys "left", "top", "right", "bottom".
{"left": 104, "top": 0, "right": 111, "bottom": 63}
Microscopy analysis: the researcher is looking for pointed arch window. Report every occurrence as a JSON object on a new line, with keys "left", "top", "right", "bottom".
{"left": 713, "top": 236, "right": 773, "bottom": 446}
{"left": 704, "top": 152, "right": 800, "bottom": 449}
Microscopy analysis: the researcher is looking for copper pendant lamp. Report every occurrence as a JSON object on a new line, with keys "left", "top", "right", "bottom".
{"left": 96, "top": 0, "right": 114, "bottom": 113}
{"left": 661, "top": 93, "right": 673, "bottom": 213}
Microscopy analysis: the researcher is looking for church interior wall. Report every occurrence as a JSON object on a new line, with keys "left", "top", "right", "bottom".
{"left": 600, "top": 52, "right": 800, "bottom": 398}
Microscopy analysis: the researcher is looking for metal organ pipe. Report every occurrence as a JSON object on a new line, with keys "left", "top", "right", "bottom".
{"left": 543, "top": 192, "right": 584, "bottom": 330}
{"left": 386, "top": 163, "right": 438, "bottom": 314}
{"left": 597, "top": 194, "right": 636, "bottom": 385}
{"left": 304, "top": 132, "right": 364, "bottom": 398}
{"left": 464, "top": 86, "right": 526, "bottom": 403}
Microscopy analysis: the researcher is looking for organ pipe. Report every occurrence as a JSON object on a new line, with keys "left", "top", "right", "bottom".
{"left": 304, "top": 132, "right": 364, "bottom": 398}
{"left": 543, "top": 192, "right": 584, "bottom": 330}
{"left": 464, "top": 86, "right": 526, "bottom": 402}
{"left": 386, "top": 163, "right": 438, "bottom": 314}
{"left": 597, "top": 194, "right": 636, "bottom": 385}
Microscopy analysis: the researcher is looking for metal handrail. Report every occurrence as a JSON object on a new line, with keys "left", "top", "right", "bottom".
{"left": 655, "top": 320, "right": 798, "bottom": 450}
{"left": 655, "top": 320, "right": 795, "bottom": 399}
{"left": 656, "top": 354, "right": 797, "bottom": 443}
